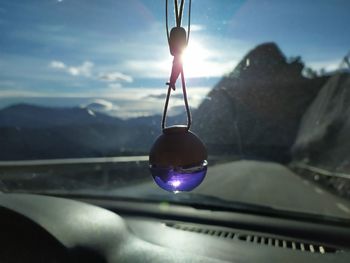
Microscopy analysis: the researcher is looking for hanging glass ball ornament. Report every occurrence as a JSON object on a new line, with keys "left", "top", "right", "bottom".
{"left": 150, "top": 0, "right": 207, "bottom": 193}
{"left": 149, "top": 125, "right": 207, "bottom": 192}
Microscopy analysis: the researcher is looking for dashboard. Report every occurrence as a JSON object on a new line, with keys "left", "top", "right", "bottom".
{"left": 0, "top": 193, "right": 349, "bottom": 262}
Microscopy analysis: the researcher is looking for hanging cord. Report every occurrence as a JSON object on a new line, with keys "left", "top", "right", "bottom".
{"left": 165, "top": 0, "right": 170, "bottom": 43}
{"left": 178, "top": 0, "right": 184, "bottom": 26}
{"left": 180, "top": 68, "right": 192, "bottom": 128}
{"left": 187, "top": 0, "right": 192, "bottom": 43}
{"left": 162, "top": 0, "right": 192, "bottom": 131}
{"left": 166, "top": 0, "right": 191, "bottom": 43}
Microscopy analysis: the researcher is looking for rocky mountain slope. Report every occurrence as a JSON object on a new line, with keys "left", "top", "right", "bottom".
{"left": 293, "top": 73, "right": 350, "bottom": 172}
{"left": 192, "top": 43, "right": 329, "bottom": 162}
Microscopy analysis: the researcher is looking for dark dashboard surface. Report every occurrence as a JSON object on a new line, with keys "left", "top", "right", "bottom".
{"left": 0, "top": 193, "right": 349, "bottom": 263}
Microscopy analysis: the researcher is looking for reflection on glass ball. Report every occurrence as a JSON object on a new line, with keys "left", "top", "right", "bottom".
{"left": 149, "top": 126, "right": 208, "bottom": 193}
{"left": 150, "top": 160, "right": 207, "bottom": 192}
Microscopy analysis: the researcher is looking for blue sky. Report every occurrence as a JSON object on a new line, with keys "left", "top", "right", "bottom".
{"left": 0, "top": 0, "right": 349, "bottom": 117}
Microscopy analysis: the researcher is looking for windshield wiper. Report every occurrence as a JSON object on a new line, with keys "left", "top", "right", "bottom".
{"left": 145, "top": 192, "right": 274, "bottom": 213}
{"left": 19, "top": 189, "right": 350, "bottom": 226}
{"left": 126, "top": 192, "right": 350, "bottom": 225}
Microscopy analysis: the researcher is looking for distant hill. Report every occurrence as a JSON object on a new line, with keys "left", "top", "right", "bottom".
{"left": 0, "top": 103, "right": 121, "bottom": 128}
{"left": 0, "top": 104, "right": 159, "bottom": 160}
{"left": 192, "top": 43, "right": 329, "bottom": 162}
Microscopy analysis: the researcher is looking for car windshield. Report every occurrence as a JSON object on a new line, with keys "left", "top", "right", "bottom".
{"left": 1, "top": 0, "right": 350, "bottom": 221}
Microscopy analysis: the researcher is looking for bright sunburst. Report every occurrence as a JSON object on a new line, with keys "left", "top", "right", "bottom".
{"left": 182, "top": 40, "right": 212, "bottom": 78}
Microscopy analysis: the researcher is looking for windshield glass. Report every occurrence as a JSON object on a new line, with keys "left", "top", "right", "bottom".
{"left": 1, "top": 0, "right": 350, "bottom": 220}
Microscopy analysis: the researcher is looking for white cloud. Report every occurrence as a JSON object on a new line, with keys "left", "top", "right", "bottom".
{"left": 82, "top": 99, "right": 119, "bottom": 113}
{"left": 0, "top": 90, "right": 47, "bottom": 98}
{"left": 96, "top": 86, "right": 211, "bottom": 118}
{"left": 68, "top": 61, "right": 94, "bottom": 77}
{"left": 108, "top": 83, "right": 122, "bottom": 89}
{"left": 50, "top": 60, "right": 66, "bottom": 69}
{"left": 190, "top": 24, "right": 206, "bottom": 32}
{"left": 307, "top": 59, "right": 341, "bottom": 72}
{"left": 99, "top": 72, "right": 133, "bottom": 83}
{"left": 49, "top": 60, "right": 94, "bottom": 77}
{"left": 0, "top": 85, "right": 212, "bottom": 118}
{"left": 49, "top": 61, "right": 131, "bottom": 90}
{"left": 125, "top": 57, "right": 236, "bottom": 79}
{"left": 125, "top": 59, "right": 170, "bottom": 78}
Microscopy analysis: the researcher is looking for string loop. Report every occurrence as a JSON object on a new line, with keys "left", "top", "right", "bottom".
{"left": 162, "top": 0, "right": 192, "bottom": 131}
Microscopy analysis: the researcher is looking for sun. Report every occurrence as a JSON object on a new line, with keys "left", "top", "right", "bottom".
{"left": 159, "top": 39, "right": 230, "bottom": 79}
{"left": 181, "top": 40, "right": 212, "bottom": 78}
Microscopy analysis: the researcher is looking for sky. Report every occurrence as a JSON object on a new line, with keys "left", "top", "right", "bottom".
{"left": 0, "top": 0, "right": 349, "bottom": 118}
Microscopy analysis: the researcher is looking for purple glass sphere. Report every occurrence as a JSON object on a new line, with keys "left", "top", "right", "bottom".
{"left": 150, "top": 160, "right": 207, "bottom": 192}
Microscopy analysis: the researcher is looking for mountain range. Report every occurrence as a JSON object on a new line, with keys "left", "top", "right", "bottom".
{"left": 0, "top": 43, "right": 333, "bottom": 161}
{"left": 0, "top": 104, "right": 159, "bottom": 160}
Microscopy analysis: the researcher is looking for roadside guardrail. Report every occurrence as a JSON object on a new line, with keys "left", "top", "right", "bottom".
{"left": 291, "top": 162, "right": 350, "bottom": 198}
{"left": 291, "top": 162, "right": 350, "bottom": 180}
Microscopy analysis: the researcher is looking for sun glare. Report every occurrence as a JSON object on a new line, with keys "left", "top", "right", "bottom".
{"left": 182, "top": 40, "right": 212, "bottom": 78}
{"left": 159, "top": 39, "right": 232, "bottom": 79}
